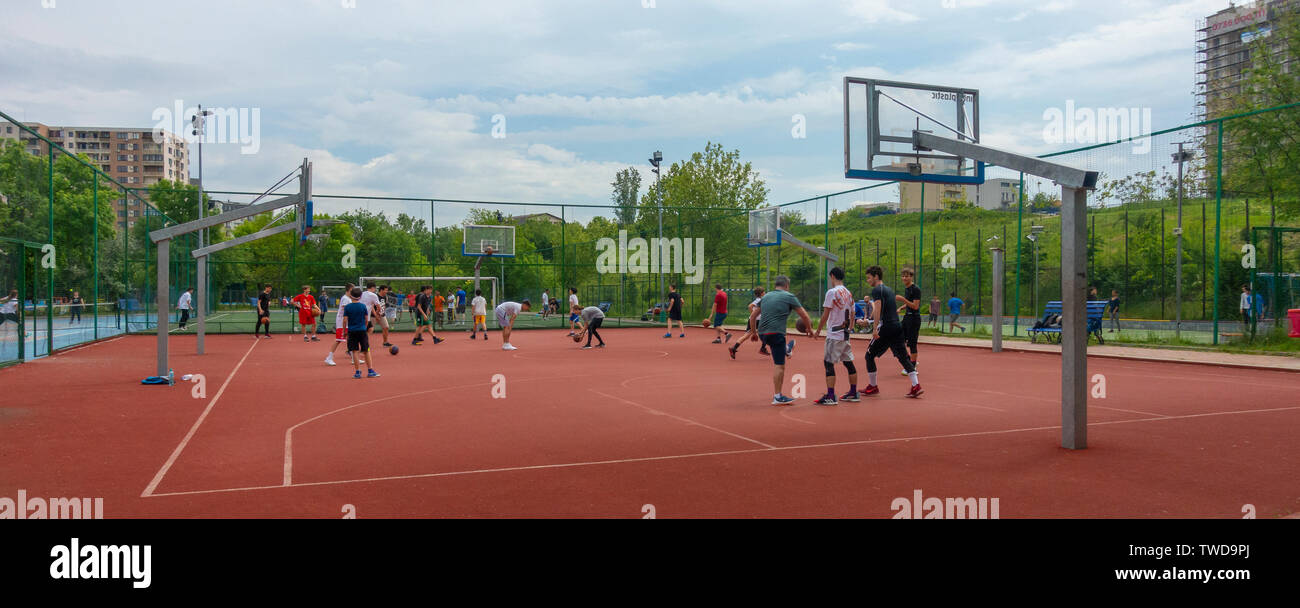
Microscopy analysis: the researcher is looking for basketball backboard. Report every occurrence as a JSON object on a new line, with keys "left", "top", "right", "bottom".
{"left": 844, "top": 78, "right": 984, "bottom": 184}
{"left": 462, "top": 224, "right": 516, "bottom": 257}
{"left": 747, "top": 207, "right": 781, "bottom": 247}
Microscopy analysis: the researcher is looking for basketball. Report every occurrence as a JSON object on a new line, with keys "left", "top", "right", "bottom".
{"left": 795, "top": 318, "right": 810, "bottom": 334}
{"left": 389, "top": 345, "right": 399, "bottom": 355}
{"left": 572, "top": 333, "right": 582, "bottom": 343}
{"left": 701, "top": 319, "right": 711, "bottom": 328}
{"left": 484, "top": 247, "right": 494, "bottom": 256}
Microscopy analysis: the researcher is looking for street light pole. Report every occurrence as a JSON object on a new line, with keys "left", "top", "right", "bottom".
{"left": 1172, "top": 143, "right": 1194, "bottom": 340}
{"left": 650, "top": 150, "right": 663, "bottom": 310}
{"left": 1027, "top": 225, "right": 1044, "bottom": 315}
{"left": 191, "top": 106, "right": 213, "bottom": 313}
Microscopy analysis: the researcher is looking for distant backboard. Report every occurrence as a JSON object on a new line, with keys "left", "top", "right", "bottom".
{"left": 297, "top": 160, "right": 314, "bottom": 242}
{"left": 747, "top": 207, "right": 781, "bottom": 247}
{"left": 463, "top": 224, "right": 516, "bottom": 257}
{"left": 845, "top": 78, "right": 984, "bottom": 185}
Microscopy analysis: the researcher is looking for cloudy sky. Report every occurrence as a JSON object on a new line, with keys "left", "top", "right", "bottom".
{"left": 0, "top": 0, "right": 1226, "bottom": 222}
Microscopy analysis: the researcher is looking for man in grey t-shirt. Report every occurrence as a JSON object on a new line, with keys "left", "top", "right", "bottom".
{"left": 749, "top": 275, "right": 814, "bottom": 406}
{"left": 574, "top": 305, "right": 606, "bottom": 349}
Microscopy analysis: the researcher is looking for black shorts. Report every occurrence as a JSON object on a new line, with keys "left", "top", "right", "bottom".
{"left": 761, "top": 333, "right": 788, "bottom": 365}
{"left": 347, "top": 329, "right": 370, "bottom": 353}
{"left": 902, "top": 314, "right": 921, "bottom": 351}
{"left": 868, "top": 323, "right": 908, "bottom": 359}
{"left": 1, "top": 312, "right": 17, "bottom": 324}
{"left": 669, "top": 309, "right": 682, "bottom": 321}
{"left": 257, "top": 312, "right": 270, "bottom": 321}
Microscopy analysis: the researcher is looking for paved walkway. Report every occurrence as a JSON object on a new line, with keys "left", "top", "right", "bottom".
{"left": 711, "top": 323, "right": 1300, "bottom": 372}
{"left": 916, "top": 335, "right": 1300, "bottom": 372}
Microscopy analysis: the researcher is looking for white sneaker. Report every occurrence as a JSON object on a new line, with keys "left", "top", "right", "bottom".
{"left": 502, "top": 343, "right": 518, "bottom": 351}
{"left": 325, "top": 355, "right": 336, "bottom": 366}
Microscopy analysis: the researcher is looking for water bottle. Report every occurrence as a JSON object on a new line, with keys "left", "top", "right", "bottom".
{"left": 168, "top": 369, "right": 175, "bottom": 386}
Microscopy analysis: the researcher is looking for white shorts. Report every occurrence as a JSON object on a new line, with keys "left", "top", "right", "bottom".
{"left": 495, "top": 310, "right": 511, "bottom": 328}
{"left": 824, "top": 338, "right": 854, "bottom": 363}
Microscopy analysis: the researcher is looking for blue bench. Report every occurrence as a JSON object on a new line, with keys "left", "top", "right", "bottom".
{"left": 1029, "top": 300, "right": 1107, "bottom": 345}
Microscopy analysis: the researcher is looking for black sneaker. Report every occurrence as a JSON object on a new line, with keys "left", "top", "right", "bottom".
{"left": 814, "top": 395, "right": 838, "bottom": 406}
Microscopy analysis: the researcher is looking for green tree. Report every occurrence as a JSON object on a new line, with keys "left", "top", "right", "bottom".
{"left": 611, "top": 167, "right": 642, "bottom": 226}
{"left": 638, "top": 142, "right": 768, "bottom": 312}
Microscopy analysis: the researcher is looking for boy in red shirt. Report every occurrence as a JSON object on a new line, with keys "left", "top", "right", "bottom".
{"left": 291, "top": 285, "right": 319, "bottom": 342}
{"left": 709, "top": 284, "right": 731, "bottom": 344}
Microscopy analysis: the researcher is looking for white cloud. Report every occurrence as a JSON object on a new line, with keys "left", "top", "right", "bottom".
{"left": 0, "top": 0, "right": 1221, "bottom": 211}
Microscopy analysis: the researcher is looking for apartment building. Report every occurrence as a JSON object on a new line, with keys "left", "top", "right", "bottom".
{"left": 898, "top": 178, "right": 1021, "bottom": 212}
{"left": 0, "top": 122, "right": 190, "bottom": 231}
{"left": 1197, "top": 1, "right": 1298, "bottom": 120}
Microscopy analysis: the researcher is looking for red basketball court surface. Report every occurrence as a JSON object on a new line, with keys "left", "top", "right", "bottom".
{"left": 2, "top": 327, "right": 1297, "bottom": 518}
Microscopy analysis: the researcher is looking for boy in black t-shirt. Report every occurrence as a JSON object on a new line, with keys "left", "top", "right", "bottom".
{"left": 412, "top": 286, "right": 444, "bottom": 346}
{"left": 864, "top": 266, "right": 921, "bottom": 398}
{"left": 256, "top": 284, "right": 273, "bottom": 338}
{"left": 663, "top": 284, "right": 685, "bottom": 338}
{"left": 895, "top": 268, "right": 923, "bottom": 375}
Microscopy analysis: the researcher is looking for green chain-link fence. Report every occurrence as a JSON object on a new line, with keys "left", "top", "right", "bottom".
{"left": 4, "top": 101, "right": 1298, "bottom": 364}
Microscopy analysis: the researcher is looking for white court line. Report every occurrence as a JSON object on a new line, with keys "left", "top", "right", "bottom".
{"left": 283, "top": 373, "right": 593, "bottom": 486}
{"left": 1093, "top": 405, "right": 1170, "bottom": 418}
{"left": 778, "top": 408, "right": 817, "bottom": 425}
{"left": 141, "top": 404, "right": 1300, "bottom": 499}
{"left": 167, "top": 310, "right": 231, "bottom": 335}
{"left": 140, "top": 338, "right": 260, "bottom": 497}
{"left": 588, "top": 389, "right": 776, "bottom": 449}
{"left": 52, "top": 336, "right": 124, "bottom": 355}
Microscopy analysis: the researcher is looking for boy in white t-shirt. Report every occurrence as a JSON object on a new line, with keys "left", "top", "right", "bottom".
{"left": 470, "top": 289, "right": 489, "bottom": 340}
{"left": 495, "top": 299, "right": 532, "bottom": 350}
{"left": 812, "top": 267, "right": 859, "bottom": 405}
{"left": 567, "top": 288, "right": 580, "bottom": 336}
{"left": 0, "top": 289, "right": 19, "bottom": 339}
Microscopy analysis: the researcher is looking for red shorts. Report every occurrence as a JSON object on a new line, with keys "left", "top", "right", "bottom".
{"left": 335, "top": 328, "right": 347, "bottom": 342}
{"left": 299, "top": 312, "right": 316, "bottom": 326}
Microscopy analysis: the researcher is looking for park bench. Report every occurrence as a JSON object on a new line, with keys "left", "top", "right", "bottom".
{"left": 1029, "top": 300, "right": 1107, "bottom": 345}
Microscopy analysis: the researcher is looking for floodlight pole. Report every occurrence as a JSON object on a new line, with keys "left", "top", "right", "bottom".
{"left": 914, "top": 131, "right": 1097, "bottom": 449}
{"left": 1173, "top": 144, "right": 1193, "bottom": 340}
{"left": 650, "top": 151, "right": 663, "bottom": 311}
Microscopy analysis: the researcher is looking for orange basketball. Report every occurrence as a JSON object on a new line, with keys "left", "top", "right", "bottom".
{"left": 701, "top": 319, "right": 711, "bottom": 328}
{"left": 795, "top": 318, "right": 810, "bottom": 334}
